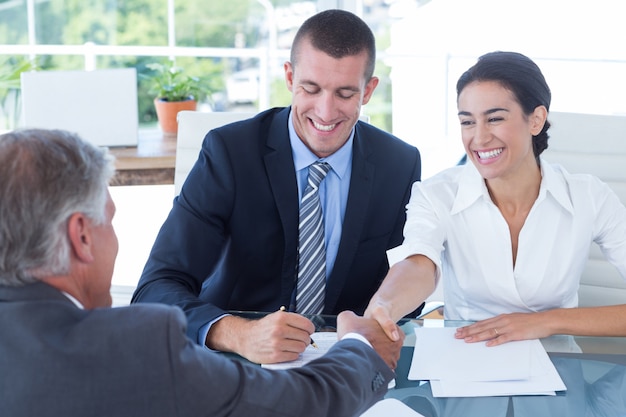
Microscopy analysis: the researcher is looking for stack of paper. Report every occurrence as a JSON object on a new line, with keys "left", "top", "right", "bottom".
{"left": 409, "top": 327, "right": 566, "bottom": 397}
{"left": 359, "top": 398, "right": 425, "bottom": 417}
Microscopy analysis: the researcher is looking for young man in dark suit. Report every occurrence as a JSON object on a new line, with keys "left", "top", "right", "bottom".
{"left": 133, "top": 9, "right": 422, "bottom": 364}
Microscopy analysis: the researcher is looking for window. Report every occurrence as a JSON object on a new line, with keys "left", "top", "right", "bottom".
{"left": 1, "top": 0, "right": 625, "bottom": 178}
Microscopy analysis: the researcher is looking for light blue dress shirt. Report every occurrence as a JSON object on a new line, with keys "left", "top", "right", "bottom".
{"left": 199, "top": 110, "right": 354, "bottom": 345}
{"left": 288, "top": 110, "right": 353, "bottom": 280}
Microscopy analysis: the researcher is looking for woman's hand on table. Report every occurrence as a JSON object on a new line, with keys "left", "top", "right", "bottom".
{"left": 455, "top": 312, "right": 553, "bottom": 346}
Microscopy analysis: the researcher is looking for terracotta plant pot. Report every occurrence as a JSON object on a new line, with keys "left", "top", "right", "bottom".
{"left": 153, "top": 97, "right": 197, "bottom": 135}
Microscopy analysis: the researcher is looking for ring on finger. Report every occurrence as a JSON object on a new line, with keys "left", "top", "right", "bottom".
{"left": 493, "top": 328, "right": 499, "bottom": 337}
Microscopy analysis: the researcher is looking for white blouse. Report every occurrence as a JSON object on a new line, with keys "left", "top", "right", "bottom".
{"left": 401, "top": 159, "right": 626, "bottom": 321}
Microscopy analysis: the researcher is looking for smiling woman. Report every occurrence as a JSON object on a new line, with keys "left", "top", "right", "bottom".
{"left": 365, "top": 51, "right": 626, "bottom": 353}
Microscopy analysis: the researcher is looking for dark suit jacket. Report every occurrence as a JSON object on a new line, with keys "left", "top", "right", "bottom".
{"left": 132, "top": 106, "right": 422, "bottom": 341}
{"left": 0, "top": 282, "right": 394, "bottom": 417}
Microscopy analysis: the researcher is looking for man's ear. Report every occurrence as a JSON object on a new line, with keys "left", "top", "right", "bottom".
{"left": 361, "top": 76, "right": 379, "bottom": 106}
{"left": 67, "top": 213, "right": 95, "bottom": 263}
{"left": 284, "top": 61, "right": 294, "bottom": 92}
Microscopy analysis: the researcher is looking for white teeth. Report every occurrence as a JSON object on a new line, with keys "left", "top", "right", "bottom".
{"left": 313, "top": 121, "right": 336, "bottom": 131}
{"left": 477, "top": 148, "right": 503, "bottom": 159}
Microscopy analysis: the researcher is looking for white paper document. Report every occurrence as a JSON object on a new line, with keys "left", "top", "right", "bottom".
{"left": 359, "top": 398, "right": 425, "bottom": 417}
{"left": 409, "top": 327, "right": 566, "bottom": 397}
{"left": 261, "top": 332, "right": 396, "bottom": 389}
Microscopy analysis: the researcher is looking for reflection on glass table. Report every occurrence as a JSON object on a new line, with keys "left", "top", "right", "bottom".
{"left": 229, "top": 312, "right": 626, "bottom": 416}
{"left": 385, "top": 319, "right": 626, "bottom": 417}
{"left": 388, "top": 354, "right": 626, "bottom": 417}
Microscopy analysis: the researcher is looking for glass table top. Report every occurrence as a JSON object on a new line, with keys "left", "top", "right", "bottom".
{"left": 230, "top": 311, "right": 626, "bottom": 416}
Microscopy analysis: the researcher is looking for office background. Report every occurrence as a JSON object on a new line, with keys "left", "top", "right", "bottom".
{"left": 1, "top": 0, "right": 625, "bottom": 174}
{"left": 1, "top": 0, "right": 624, "bottom": 301}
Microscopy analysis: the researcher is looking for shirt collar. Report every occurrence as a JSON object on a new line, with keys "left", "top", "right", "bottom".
{"left": 451, "top": 158, "right": 575, "bottom": 215}
{"left": 288, "top": 108, "right": 353, "bottom": 179}
{"left": 539, "top": 158, "right": 575, "bottom": 214}
{"left": 62, "top": 291, "right": 85, "bottom": 309}
{"left": 451, "top": 163, "right": 487, "bottom": 215}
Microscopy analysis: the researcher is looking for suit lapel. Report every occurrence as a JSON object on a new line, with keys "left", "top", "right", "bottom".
{"left": 324, "top": 124, "right": 374, "bottom": 312}
{"left": 263, "top": 108, "right": 300, "bottom": 306}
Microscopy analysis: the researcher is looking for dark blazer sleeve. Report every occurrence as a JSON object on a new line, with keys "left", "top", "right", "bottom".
{"left": 163, "top": 308, "right": 395, "bottom": 417}
{"left": 325, "top": 121, "right": 422, "bottom": 317}
{"left": 1, "top": 284, "right": 391, "bottom": 417}
{"left": 132, "top": 108, "right": 296, "bottom": 342}
{"left": 132, "top": 119, "right": 245, "bottom": 339}
{"left": 132, "top": 107, "right": 425, "bottom": 343}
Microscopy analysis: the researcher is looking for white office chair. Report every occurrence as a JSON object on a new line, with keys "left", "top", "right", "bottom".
{"left": 543, "top": 111, "right": 626, "bottom": 307}
{"left": 174, "top": 110, "right": 255, "bottom": 196}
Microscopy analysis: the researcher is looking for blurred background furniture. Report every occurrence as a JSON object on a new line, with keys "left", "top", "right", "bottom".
{"left": 174, "top": 110, "right": 255, "bottom": 195}
{"left": 108, "top": 130, "right": 176, "bottom": 186}
{"left": 543, "top": 111, "right": 626, "bottom": 307}
{"left": 21, "top": 68, "right": 139, "bottom": 147}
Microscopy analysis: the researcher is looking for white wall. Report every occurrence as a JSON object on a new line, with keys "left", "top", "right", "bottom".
{"left": 109, "top": 185, "right": 173, "bottom": 305}
{"left": 388, "top": 0, "right": 626, "bottom": 178}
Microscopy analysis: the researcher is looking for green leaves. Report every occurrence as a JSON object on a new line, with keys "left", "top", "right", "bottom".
{"left": 143, "top": 62, "right": 208, "bottom": 102}
{"left": 0, "top": 58, "right": 36, "bottom": 93}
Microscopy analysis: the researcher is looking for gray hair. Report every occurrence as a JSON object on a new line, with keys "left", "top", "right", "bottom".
{"left": 0, "top": 129, "right": 115, "bottom": 285}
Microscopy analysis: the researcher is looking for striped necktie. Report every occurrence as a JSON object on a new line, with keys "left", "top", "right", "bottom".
{"left": 296, "top": 161, "right": 331, "bottom": 315}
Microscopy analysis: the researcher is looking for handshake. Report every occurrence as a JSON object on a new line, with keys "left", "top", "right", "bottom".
{"left": 337, "top": 311, "right": 405, "bottom": 370}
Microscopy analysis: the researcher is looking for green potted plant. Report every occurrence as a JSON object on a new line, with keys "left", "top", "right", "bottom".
{"left": 144, "top": 62, "right": 209, "bottom": 135}
{"left": 0, "top": 57, "right": 36, "bottom": 130}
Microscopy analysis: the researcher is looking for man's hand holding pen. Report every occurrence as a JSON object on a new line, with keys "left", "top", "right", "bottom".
{"left": 206, "top": 309, "right": 315, "bottom": 365}
{"left": 206, "top": 307, "right": 402, "bottom": 368}
{"left": 249, "top": 308, "right": 316, "bottom": 364}
{"left": 280, "top": 306, "right": 318, "bottom": 348}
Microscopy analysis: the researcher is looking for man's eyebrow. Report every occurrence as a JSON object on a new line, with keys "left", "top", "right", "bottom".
{"left": 338, "top": 86, "right": 360, "bottom": 92}
{"left": 300, "top": 79, "right": 318, "bottom": 85}
{"left": 299, "top": 79, "right": 360, "bottom": 92}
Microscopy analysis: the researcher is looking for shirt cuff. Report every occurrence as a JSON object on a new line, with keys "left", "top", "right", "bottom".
{"left": 340, "top": 332, "right": 373, "bottom": 348}
{"left": 199, "top": 313, "right": 230, "bottom": 350}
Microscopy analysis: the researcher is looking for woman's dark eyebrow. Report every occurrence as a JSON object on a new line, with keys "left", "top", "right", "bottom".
{"left": 457, "top": 108, "right": 509, "bottom": 117}
{"left": 484, "top": 107, "right": 508, "bottom": 115}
